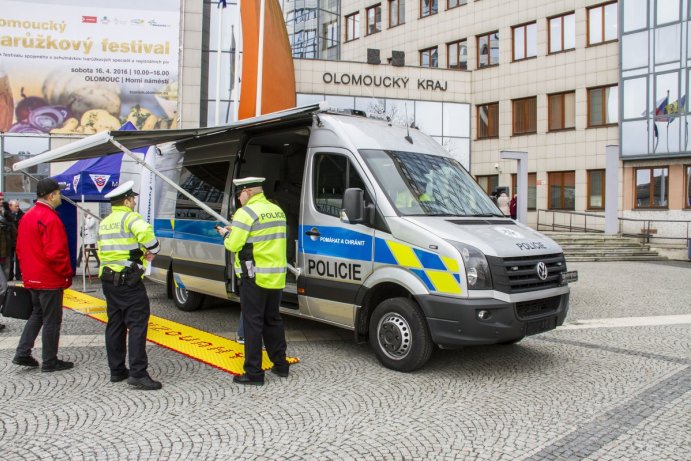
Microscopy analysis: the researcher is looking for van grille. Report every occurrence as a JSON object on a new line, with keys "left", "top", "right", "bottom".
{"left": 515, "top": 296, "right": 561, "bottom": 319}
{"left": 486, "top": 253, "right": 566, "bottom": 294}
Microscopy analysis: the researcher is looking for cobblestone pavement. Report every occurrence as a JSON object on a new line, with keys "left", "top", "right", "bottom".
{"left": 1, "top": 261, "right": 689, "bottom": 460}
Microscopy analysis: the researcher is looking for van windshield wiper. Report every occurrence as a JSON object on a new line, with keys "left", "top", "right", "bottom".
{"left": 467, "top": 213, "right": 506, "bottom": 218}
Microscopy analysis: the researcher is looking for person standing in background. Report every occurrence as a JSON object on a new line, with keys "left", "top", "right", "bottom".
{"left": 497, "top": 192, "right": 510, "bottom": 217}
{"left": 77, "top": 212, "right": 99, "bottom": 268}
{"left": 510, "top": 194, "right": 517, "bottom": 220}
{"left": 0, "top": 266, "right": 6, "bottom": 332}
{"left": 13, "top": 178, "right": 73, "bottom": 372}
{"left": 5, "top": 199, "right": 24, "bottom": 280}
{"left": 0, "top": 199, "right": 10, "bottom": 280}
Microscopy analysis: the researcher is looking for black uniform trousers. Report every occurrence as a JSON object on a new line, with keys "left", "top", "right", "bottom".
{"left": 16, "top": 289, "right": 63, "bottom": 366}
{"left": 240, "top": 277, "right": 289, "bottom": 379}
{"left": 102, "top": 279, "right": 150, "bottom": 378}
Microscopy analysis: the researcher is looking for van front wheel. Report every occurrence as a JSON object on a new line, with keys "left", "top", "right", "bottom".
{"left": 369, "top": 297, "right": 433, "bottom": 372}
{"left": 172, "top": 278, "right": 205, "bottom": 311}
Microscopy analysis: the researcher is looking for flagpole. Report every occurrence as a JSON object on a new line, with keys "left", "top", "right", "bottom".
{"left": 255, "top": 0, "right": 266, "bottom": 117}
{"left": 225, "top": 24, "right": 235, "bottom": 124}
{"left": 81, "top": 195, "right": 86, "bottom": 293}
{"left": 215, "top": 2, "right": 225, "bottom": 125}
{"left": 666, "top": 90, "right": 670, "bottom": 153}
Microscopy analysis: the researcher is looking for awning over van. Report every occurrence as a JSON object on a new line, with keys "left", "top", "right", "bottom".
{"left": 12, "top": 103, "right": 325, "bottom": 171}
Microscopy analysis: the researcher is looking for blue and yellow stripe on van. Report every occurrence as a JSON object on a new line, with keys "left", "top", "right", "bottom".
{"left": 374, "top": 238, "right": 463, "bottom": 295}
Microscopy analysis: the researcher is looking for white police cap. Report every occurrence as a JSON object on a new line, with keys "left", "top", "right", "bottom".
{"left": 232, "top": 177, "right": 265, "bottom": 190}
{"left": 104, "top": 180, "right": 138, "bottom": 201}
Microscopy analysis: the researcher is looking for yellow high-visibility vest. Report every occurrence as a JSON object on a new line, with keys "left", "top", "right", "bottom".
{"left": 224, "top": 193, "right": 287, "bottom": 289}
{"left": 97, "top": 206, "right": 159, "bottom": 276}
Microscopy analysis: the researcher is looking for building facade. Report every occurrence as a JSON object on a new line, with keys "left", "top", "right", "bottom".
{"left": 287, "top": 0, "right": 691, "bottom": 231}
{"left": 2, "top": 0, "right": 690, "bottom": 234}
{"left": 309, "top": 0, "right": 624, "bottom": 226}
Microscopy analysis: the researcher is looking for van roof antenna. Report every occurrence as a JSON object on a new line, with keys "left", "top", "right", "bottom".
{"left": 404, "top": 104, "right": 413, "bottom": 144}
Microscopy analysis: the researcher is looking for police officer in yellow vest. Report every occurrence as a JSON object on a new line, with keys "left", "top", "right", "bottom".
{"left": 98, "top": 181, "right": 162, "bottom": 390}
{"left": 216, "top": 177, "right": 290, "bottom": 386}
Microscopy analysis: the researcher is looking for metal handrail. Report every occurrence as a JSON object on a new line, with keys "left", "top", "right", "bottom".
{"left": 537, "top": 209, "right": 691, "bottom": 243}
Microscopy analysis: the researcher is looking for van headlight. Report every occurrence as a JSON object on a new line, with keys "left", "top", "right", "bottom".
{"left": 449, "top": 241, "right": 492, "bottom": 290}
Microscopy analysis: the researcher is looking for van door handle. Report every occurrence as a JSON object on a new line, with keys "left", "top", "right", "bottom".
{"left": 305, "top": 228, "right": 321, "bottom": 237}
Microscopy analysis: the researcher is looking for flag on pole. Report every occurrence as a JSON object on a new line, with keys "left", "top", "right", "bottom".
{"left": 654, "top": 95, "right": 669, "bottom": 122}
{"left": 666, "top": 94, "right": 686, "bottom": 123}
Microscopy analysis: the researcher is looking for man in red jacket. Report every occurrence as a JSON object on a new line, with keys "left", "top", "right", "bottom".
{"left": 13, "top": 178, "right": 74, "bottom": 372}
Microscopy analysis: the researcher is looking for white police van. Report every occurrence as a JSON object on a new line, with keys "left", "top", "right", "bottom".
{"left": 15, "top": 103, "right": 577, "bottom": 371}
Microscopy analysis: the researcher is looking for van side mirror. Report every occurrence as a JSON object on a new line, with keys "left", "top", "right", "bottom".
{"left": 341, "top": 188, "right": 365, "bottom": 223}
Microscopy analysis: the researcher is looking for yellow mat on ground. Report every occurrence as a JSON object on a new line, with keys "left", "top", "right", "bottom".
{"left": 63, "top": 289, "right": 299, "bottom": 375}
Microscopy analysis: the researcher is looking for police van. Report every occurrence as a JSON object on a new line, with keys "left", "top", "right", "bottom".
{"left": 15, "top": 103, "right": 577, "bottom": 372}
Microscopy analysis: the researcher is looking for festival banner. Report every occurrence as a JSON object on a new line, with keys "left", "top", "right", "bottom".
{"left": 0, "top": 0, "right": 181, "bottom": 135}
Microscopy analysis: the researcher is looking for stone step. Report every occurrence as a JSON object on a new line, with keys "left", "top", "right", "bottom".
{"left": 562, "top": 245, "right": 655, "bottom": 251}
{"left": 559, "top": 243, "right": 647, "bottom": 248}
{"left": 566, "top": 255, "right": 668, "bottom": 262}
{"left": 544, "top": 234, "right": 640, "bottom": 242}
{"left": 564, "top": 250, "right": 660, "bottom": 257}
{"left": 544, "top": 230, "right": 667, "bottom": 262}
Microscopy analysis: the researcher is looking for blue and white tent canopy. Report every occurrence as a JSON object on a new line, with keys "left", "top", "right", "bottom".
{"left": 51, "top": 122, "right": 147, "bottom": 201}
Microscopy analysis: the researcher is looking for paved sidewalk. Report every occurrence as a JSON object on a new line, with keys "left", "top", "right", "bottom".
{"left": 1, "top": 261, "right": 689, "bottom": 460}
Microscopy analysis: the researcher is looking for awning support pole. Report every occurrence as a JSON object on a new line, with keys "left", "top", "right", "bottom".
{"left": 109, "top": 138, "right": 230, "bottom": 226}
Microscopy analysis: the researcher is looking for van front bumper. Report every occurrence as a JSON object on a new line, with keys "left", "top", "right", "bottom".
{"left": 415, "top": 292, "right": 569, "bottom": 348}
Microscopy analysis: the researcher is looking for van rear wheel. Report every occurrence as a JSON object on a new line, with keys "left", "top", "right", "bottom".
{"left": 172, "top": 277, "right": 204, "bottom": 311}
{"left": 369, "top": 297, "right": 433, "bottom": 372}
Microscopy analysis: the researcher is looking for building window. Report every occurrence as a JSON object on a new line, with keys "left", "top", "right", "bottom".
{"left": 477, "top": 103, "right": 499, "bottom": 139}
{"left": 323, "top": 21, "right": 338, "bottom": 50}
{"left": 345, "top": 12, "right": 360, "bottom": 41}
{"left": 588, "top": 1, "right": 618, "bottom": 46}
{"left": 588, "top": 85, "right": 618, "bottom": 127}
{"left": 420, "top": 46, "right": 439, "bottom": 67}
{"left": 512, "top": 97, "right": 537, "bottom": 135}
{"left": 366, "top": 4, "right": 382, "bottom": 35}
{"left": 548, "top": 171, "right": 576, "bottom": 210}
{"left": 635, "top": 167, "right": 669, "bottom": 208}
{"left": 389, "top": 0, "right": 405, "bottom": 27}
{"left": 476, "top": 175, "right": 499, "bottom": 196}
{"left": 477, "top": 31, "right": 499, "bottom": 68}
{"left": 447, "top": 39, "right": 467, "bottom": 70}
{"left": 511, "top": 173, "right": 537, "bottom": 210}
{"left": 447, "top": 0, "right": 467, "bottom": 8}
{"left": 549, "top": 12, "right": 575, "bottom": 53}
{"left": 686, "top": 165, "right": 691, "bottom": 208}
{"left": 548, "top": 91, "right": 576, "bottom": 131}
{"left": 587, "top": 170, "right": 606, "bottom": 209}
{"left": 512, "top": 22, "right": 537, "bottom": 61}
{"left": 421, "top": 0, "right": 438, "bottom": 17}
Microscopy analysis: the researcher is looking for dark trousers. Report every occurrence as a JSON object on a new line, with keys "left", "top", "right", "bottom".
{"left": 16, "top": 289, "right": 64, "bottom": 366}
{"left": 102, "top": 279, "right": 150, "bottom": 378}
{"left": 240, "top": 278, "right": 288, "bottom": 379}
{"left": 7, "top": 246, "right": 20, "bottom": 280}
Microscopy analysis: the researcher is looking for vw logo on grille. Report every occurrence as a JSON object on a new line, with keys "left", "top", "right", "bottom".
{"left": 536, "top": 262, "right": 548, "bottom": 280}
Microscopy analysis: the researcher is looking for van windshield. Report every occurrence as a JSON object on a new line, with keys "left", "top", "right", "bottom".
{"left": 360, "top": 149, "right": 502, "bottom": 217}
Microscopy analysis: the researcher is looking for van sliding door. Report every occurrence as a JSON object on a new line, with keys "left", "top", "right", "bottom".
{"left": 171, "top": 161, "right": 232, "bottom": 299}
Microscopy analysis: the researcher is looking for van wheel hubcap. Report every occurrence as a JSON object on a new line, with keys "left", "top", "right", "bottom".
{"left": 378, "top": 313, "right": 411, "bottom": 360}
{"left": 175, "top": 286, "right": 188, "bottom": 304}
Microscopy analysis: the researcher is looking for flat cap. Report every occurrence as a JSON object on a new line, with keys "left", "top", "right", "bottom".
{"left": 233, "top": 177, "right": 265, "bottom": 190}
{"left": 104, "top": 180, "right": 138, "bottom": 201}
